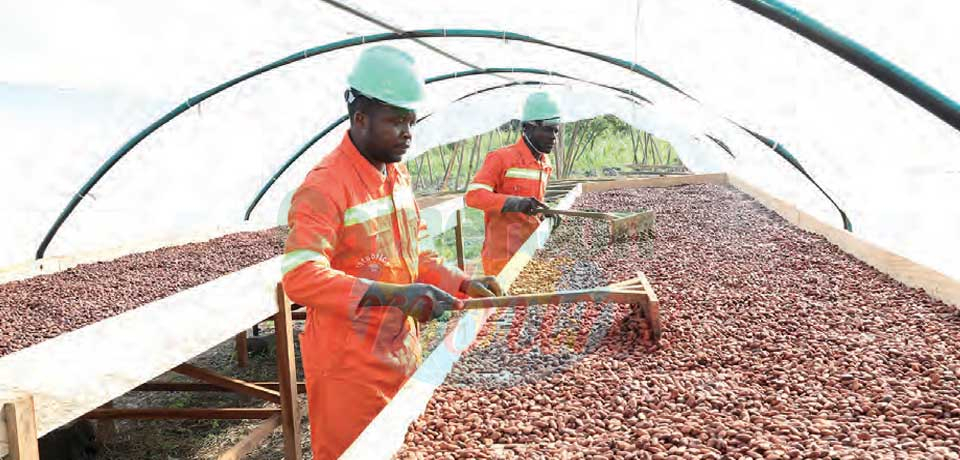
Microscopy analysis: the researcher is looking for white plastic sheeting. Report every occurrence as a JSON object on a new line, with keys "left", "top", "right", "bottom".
{"left": 1, "top": 0, "right": 958, "bottom": 280}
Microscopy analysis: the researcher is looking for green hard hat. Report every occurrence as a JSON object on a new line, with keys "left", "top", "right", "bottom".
{"left": 521, "top": 91, "right": 562, "bottom": 123}
{"left": 347, "top": 46, "right": 425, "bottom": 110}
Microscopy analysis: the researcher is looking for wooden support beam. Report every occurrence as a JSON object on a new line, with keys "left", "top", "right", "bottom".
{"left": 217, "top": 414, "right": 281, "bottom": 460}
{"left": 172, "top": 364, "right": 280, "bottom": 404}
{"left": 275, "top": 284, "right": 303, "bottom": 460}
{"left": 455, "top": 209, "right": 466, "bottom": 271}
{"left": 728, "top": 174, "right": 960, "bottom": 308}
{"left": 94, "top": 401, "right": 117, "bottom": 445}
{"left": 581, "top": 173, "right": 727, "bottom": 192}
{"left": 82, "top": 407, "right": 279, "bottom": 420}
{"left": 635, "top": 272, "right": 662, "bottom": 343}
{"left": 133, "top": 381, "right": 306, "bottom": 394}
{"left": 235, "top": 332, "right": 249, "bottom": 368}
{"left": 3, "top": 394, "right": 39, "bottom": 460}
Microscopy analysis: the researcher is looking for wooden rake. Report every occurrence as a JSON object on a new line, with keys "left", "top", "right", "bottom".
{"left": 459, "top": 272, "right": 661, "bottom": 344}
{"left": 537, "top": 209, "right": 655, "bottom": 244}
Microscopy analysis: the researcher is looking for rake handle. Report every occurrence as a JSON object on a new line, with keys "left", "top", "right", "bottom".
{"left": 459, "top": 288, "right": 648, "bottom": 310}
{"left": 537, "top": 209, "right": 618, "bottom": 221}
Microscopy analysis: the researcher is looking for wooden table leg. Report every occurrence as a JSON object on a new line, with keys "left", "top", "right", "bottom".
{"left": 455, "top": 209, "right": 466, "bottom": 271}
{"left": 3, "top": 394, "right": 40, "bottom": 460}
{"left": 275, "top": 283, "right": 302, "bottom": 460}
{"left": 94, "top": 401, "right": 117, "bottom": 446}
{"left": 235, "top": 332, "right": 249, "bottom": 368}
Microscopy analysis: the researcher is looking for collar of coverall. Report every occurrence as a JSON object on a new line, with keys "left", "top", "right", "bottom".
{"left": 516, "top": 136, "right": 551, "bottom": 168}
{"left": 339, "top": 132, "right": 400, "bottom": 184}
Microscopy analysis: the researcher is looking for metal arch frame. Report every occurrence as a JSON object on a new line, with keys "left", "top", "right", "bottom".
{"left": 41, "top": 6, "right": 951, "bottom": 256}
{"left": 243, "top": 71, "right": 849, "bottom": 230}
{"left": 35, "top": 29, "right": 688, "bottom": 259}
{"left": 244, "top": 72, "right": 848, "bottom": 232}
{"left": 242, "top": 67, "right": 656, "bottom": 221}
{"left": 734, "top": 124, "right": 852, "bottom": 230}
{"left": 704, "top": 134, "right": 736, "bottom": 159}
{"left": 427, "top": 67, "right": 653, "bottom": 104}
{"left": 731, "top": 0, "right": 960, "bottom": 132}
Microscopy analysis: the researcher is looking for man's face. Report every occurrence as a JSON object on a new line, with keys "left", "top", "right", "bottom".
{"left": 355, "top": 103, "right": 416, "bottom": 163}
{"left": 525, "top": 122, "right": 559, "bottom": 153}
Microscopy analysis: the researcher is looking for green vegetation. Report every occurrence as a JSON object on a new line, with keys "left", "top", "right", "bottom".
{"left": 409, "top": 115, "right": 683, "bottom": 195}
{"left": 429, "top": 207, "right": 485, "bottom": 272}
{"left": 415, "top": 114, "right": 686, "bottom": 275}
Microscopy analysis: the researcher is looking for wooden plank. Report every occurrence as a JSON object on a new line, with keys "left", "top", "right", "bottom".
{"left": 235, "top": 332, "right": 249, "bottom": 369}
{"left": 460, "top": 286, "right": 648, "bottom": 310}
{"left": 82, "top": 408, "right": 279, "bottom": 420}
{"left": 2, "top": 394, "right": 39, "bottom": 460}
{"left": 172, "top": 364, "right": 280, "bottom": 404}
{"left": 217, "top": 414, "right": 281, "bottom": 460}
{"left": 635, "top": 272, "right": 662, "bottom": 343}
{"left": 134, "top": 382, "right": 306, "bottom": 394}
{"left": 94, "top": 401, "right": 117, "bottom": 445}
{"left": 608, "top": 211, "right": 655, "bottom": 244}
{"left": 0, "top": 400, "right": 7, "bottom": 458}
{"left": 414, "top": 192, "right": 462, "bottom": 209}
{"left": 728, "top": 174, "right": 960, "bottom": 308}
{"left": 581, "top": 173, "right": 727, "bottom": 193}
{"left": 274, "top": 284, "right": 303, "bottom": 460}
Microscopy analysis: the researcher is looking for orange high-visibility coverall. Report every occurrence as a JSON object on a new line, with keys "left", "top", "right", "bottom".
{"left": 282, "top": 133, "right": 467, "bottom": 460}
{"left": 464, "top": 138, "right": 553, "bottom": 276}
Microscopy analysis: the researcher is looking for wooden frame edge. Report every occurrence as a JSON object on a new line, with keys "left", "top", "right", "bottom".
{"left": 580, "top": 173, "right": 728, "bottom": 193}
{"left": 2, "top": 394, "right": 39, "bottom": 460}
{"left": 727, "top": 174, "right": 959, "bottom": 308}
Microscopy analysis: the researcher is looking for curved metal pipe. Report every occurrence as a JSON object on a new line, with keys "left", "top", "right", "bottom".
{"left": 248, "top": 75, "right": 850, "bottom": 231}
{"left": 730, "top": 0, "right": 960, "bottom": 132}
{"left": 244, "top": 68, "right": 655, "bottom": 220}
{"left": 734, "top": 123, "right": 852, "bottom": 231}
{"left": 37, "top": 29, "right": 683, "bottom": 258}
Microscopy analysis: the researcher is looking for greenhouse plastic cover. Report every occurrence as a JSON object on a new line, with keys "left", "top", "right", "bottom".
{"left": 1, "top": 0, "right": 958, "bottom": 281}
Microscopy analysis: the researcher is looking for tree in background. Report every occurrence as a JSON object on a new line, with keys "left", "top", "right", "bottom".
{"left": 409, "top": 115, "right": 682, "bottom": 193}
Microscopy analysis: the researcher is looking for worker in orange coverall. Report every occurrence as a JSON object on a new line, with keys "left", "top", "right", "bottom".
{"left": 281, "top": 45, "right": 502, "bottom": 460}
{"left": 464, "top": 92, "right": 562, "bottom": 276}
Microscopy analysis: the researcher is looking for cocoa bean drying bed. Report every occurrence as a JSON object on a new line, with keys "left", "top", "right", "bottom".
{"left": 0, "top": 195, "right": 479, "bottom": 460}
{"left": 3, "top": 174, "right": 957, "bottom": 459}
{"left": 0, "top": 249, "right": 305, "bottom": 460}
{"left": 342, "top": 174, "right": 960, "bottom": 460}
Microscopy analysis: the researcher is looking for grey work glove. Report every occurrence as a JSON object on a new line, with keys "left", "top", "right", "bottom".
{"left": 360, "top": 281, "right": 462, "bottom": 322}
{"left": 501, "top": 196, "right": 548, "bottom": 215}
{"left": 460, "top": 276, "right": 504, "bottom": 298}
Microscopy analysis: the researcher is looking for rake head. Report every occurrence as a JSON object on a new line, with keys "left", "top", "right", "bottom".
{"left": 460, "top": 272, "right": 662, "bottom": 344}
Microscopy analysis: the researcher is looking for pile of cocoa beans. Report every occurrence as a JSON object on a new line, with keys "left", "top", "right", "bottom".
{"left": 397, "top": 184, "right": 960, "bottom": 460}
{"left": 0, "top": 228, "right": 285, "bottom": 357}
